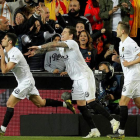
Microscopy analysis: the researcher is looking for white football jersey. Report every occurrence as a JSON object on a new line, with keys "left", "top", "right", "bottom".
{"left": 119, "top": 37, "right": 140, "bottom": 85}
{"left": 58, "top": 40, "right": 93, "bottom": 80}
{"left": 4, "top": 47, "right": 34, "bottom": 84}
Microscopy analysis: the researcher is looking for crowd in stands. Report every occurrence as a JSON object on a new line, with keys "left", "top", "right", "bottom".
{"left": 0, "top": 0, "right": 140, "bottom": 114}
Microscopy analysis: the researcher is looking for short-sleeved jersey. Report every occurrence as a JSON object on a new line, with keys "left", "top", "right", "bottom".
{"left": 58, "top": 40, "right": 93, "bottom": 80}
{"left": 119, "top": 37, "right": 140, "bottom": 85}
{"left": 4, "top": 47, "right": 34, "bottom": 84}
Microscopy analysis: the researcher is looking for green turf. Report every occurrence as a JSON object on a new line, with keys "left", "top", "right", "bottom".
{"left": 0, "top": 136, "right": 140, "bottom": 140}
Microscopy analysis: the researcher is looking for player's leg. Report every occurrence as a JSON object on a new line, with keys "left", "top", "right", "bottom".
{"left": 0, "top": 94, "right": 21, "bottom": 136}
{"left": 77, "top": 100, "right": 100, "bottom": 138}
{"left": 87, "top": 99, "right": 120, "bottom": 133}
{"left": 29, "top": 90, "right": 75, "bottom": 114}
{"left": 107, "top": 95, "right": 130, "bottom": 139}
{"left": 72, "top": 78, "right": 100, "bottom": 138}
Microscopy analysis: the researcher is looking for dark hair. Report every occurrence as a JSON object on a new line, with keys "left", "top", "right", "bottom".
{"left": 76, "top": 21, "right": 85, "bottom": 26}
{"left": 118, "top": 21, "right": 130, "bottom": 34}
{"left": 6, "top": 33, "right": 17, "bottom": 46}
{"left": 65, "top": 26, "right": 77, "bottom": 41}
{"left": 77, "top": 30, "right": 93, "bottom": 51}
{"left": 51, "top": 33, "right": 61, "bottom": 42}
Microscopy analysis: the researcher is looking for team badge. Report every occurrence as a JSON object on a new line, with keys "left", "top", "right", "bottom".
{"left": 8, "top": 58, "right": 10, "bottom": 62}
{"left": 122, "top": 47, "right": 124, "bottom": 52}
{"left": 14, "top": 88, "right": 20, "bottom": 94}
{"left": 88, "top": 52, "right": 91, "bottom": 55}
{"left": 85, "top": 92, "right": 89, "bottom": 97}
{"left": 122, "top": 86, "right": 126, "bottom": 92}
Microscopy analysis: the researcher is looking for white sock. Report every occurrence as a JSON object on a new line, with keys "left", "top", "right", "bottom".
{"left": 110, "top": 118, "right": 116, "bottom": 124}
{"left": 1, "top": 125, "right": 6, "bottom": 132}
{"left": 91, "top": 128, "right": 98, "bottom": 132}
{"left": 63, "top": 102, "right": 67, "bottom": 107}
{"left": 118, "top": 129, "right": 124, "bottom": 134}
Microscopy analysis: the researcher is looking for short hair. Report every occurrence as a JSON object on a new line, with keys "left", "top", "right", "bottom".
{"left": 6, "top": 33, "right": 17, "bottom": 46}
{"left": 76, "top": 21, "right": 85, "bottom": 26}
{"left": 118, "top": 21, "right": 130, "bottom": 34}
{"left": 65, "top": 26, "right": 77, "bottom": 41}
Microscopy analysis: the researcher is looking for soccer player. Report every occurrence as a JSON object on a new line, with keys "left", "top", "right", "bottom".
{"left": 0, "top": 33, "right": 75, "bottom": 136}
{"left": 25, "top": 26, "right": 120, "bottom": 138}
{"left": 107, "top": 21, "right": 140, "bottom": 139}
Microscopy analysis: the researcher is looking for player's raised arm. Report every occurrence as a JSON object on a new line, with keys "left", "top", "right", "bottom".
{"left": 24, "top": 42, "right": 68, "bottom": 57}
{"left": 0, "top": 45, "right": 16, "bottom": 74}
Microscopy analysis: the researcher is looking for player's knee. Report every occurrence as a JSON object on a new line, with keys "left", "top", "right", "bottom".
{"left": 6, "top": 101, "right": 13, "bottom": 108}
{"left": 35, "top": 103, "right": 45, "bottom": 108}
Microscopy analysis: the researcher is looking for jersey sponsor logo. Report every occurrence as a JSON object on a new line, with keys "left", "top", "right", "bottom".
{"left": 122, "top": 86, "right": 126, "bottom": 92}
{"left": 14, "top": 88, "right": 20, "bottom": 94}
{"left": 85, "top": 92, "right": 89, "bottom": 97}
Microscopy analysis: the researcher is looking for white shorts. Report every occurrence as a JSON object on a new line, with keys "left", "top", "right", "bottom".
{"left": 71, "top": 73, "right": 96, "bottom": 101}
{"left": 122, "top": 81, "right": 140, "bottom": 99}
{"left": 12, "top": 79, "right": 39, "bottom": 100}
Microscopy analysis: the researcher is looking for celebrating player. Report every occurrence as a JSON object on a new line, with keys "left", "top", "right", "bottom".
{"left": 107, "top": 21, "right": 140, "bottom": 139}
{"left": 0, "top": 33, "right": 75, "bottom": 136}
{"left": 25, "top": 26, "right": 120, "bottom": 138}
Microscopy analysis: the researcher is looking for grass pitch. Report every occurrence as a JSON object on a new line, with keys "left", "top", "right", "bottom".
{"left": 0, "top": 136, "right": 140, "bottom": 140}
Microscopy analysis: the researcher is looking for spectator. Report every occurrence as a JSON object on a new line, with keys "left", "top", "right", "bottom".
{"left": 22, "top": 19, "right": 55, "bottom": 71}
{"left": 98, "top": 61, "right": 122, "bottom": 115}
{"left": 44, "top": 33, "right": 66, "bottom": 74}
{"left": 77, "top": 30, "right": 97, "bottom": 69}
{"left": 55, "top": 0, "right": 92, "bottom": 34}
{"left": 99, "top": 0, "right": 134, "bottom": 52}
{"left": 84, "top": 0, "right": 103, "bottom": 32}
{"left": 76, "top": 21, "right": 85, "bottom": 36}
{"left": 0, "top": 6, "right": 41, "bottom": 42}
{"left": 41, "top": 6, "right": 63, "bottom": 34}
{"left": 14, "top": 11, "right": 28, "bottom": 52}
{"left": 0, "top": 0, "right": 25, "bottom": 25}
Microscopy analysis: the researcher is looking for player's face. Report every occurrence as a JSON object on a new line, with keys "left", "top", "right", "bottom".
{"left": 53, "top": 36, "right": 61, "bottom": 43}
{"left": 69, "top": 1, "right": 80, "bottom": 13}
{"left": 61, "top": 28, "right": 72, "bottom": 41}
{"left": 76, "top": 23, "right": 85, "bottom": 35}
{"left": 99, "top": 64, "right": 109, "bottom": 73}
{"left": 79, "top": 32, "right": 88, "bottom": 45}
{"left": 116, "top": 24, "right": 122, "bottom": 38}
{"left": 1, "top": 35, "right": 9, "bottom": 47}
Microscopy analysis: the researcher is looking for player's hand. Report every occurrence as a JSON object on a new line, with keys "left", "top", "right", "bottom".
{"left": 60, "top": 71, "right": 68, "bottom": 76}
{"left": 24, "top": 46, "right": 39, "bottom": 57}
{"left": 0, "top": 45, "right": 4, "bottom": 57}
{"left": 123, "top": 60, "right": 130, "bottom": 67}
{"left": 53, "top": 69, "right": 59, "bottom": 73}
